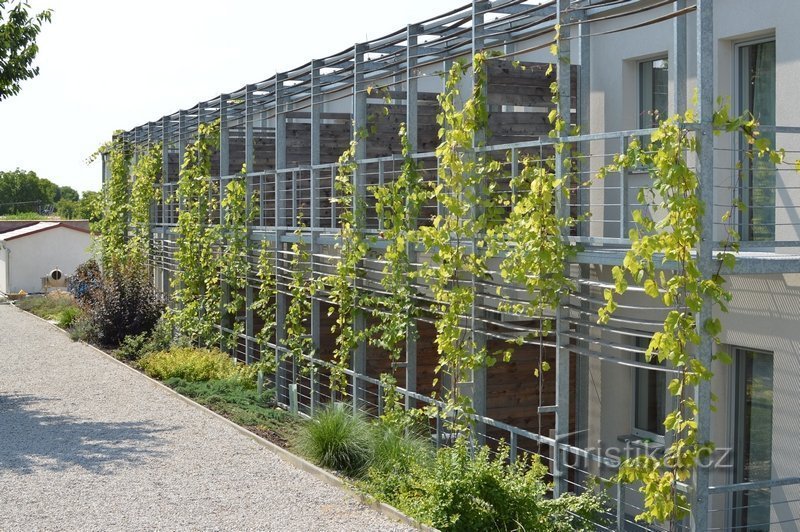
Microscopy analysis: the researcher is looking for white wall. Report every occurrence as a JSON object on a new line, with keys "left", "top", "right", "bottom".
{"left": 3, "top": 227, "right": 92, "bottom": 294}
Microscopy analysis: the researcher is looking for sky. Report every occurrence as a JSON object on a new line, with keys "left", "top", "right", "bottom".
{"left": 0, "top": 0, "right": 467, "bottom": 194}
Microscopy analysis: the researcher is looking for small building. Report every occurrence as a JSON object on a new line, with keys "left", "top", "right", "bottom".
{"left": 0, "top": 221, "right": 92, "bottom": 295}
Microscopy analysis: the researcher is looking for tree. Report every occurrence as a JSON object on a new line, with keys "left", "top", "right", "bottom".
{"left": 76, "top": 190, "right": 101, "bottom": 221}
{"left": 56, "top": 185, "right": 79, "bottom": 202}
{"left": 0, "top": 168, "right": 57, "bottom": 214}
{"left": 0, "top": 0, "right": 52, "bottom": 101}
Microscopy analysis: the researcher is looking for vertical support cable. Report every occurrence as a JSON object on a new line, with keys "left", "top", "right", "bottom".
{"left": 310, "top": 60, "right": 323, "bottom": 414}
{"left": 244, "top": 85, "right": 256, "bottom": 365}
{"left": 405, "top": 23, "right": 420, "bottom": 411}
{"left": 576, "top": 8, "right": 592, "bottom": 492}
{"left": 470, "top": 0, "right": 489, "bottom": 441}
{"left": 692, "top": 0, "right": 714, "bottom": 530}
{"left": 553, "top": 0, "right": 571, "bottom": 499}
{"left": 351, "top": 43, "right": 368, "bottom": 412}
{"left": 673, "top": 0, "right": 687, "bottom": 117}
{"left": 274, "top": 73, "right": 289, "bottom": 405}
{"left": 160, "top": 116, "right": 170, "bottom": 299}
{"left": 219, "top": 94, "right": 231, "bottom": 354}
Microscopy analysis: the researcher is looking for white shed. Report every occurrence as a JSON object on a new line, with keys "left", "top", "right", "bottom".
{"left": 0, "top": 222, "right": 92, "bottom": 295}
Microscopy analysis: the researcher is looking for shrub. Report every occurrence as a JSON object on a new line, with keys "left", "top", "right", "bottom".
{"left": 67, "top": 259, "right": 103, "bottom": 304}
{"left": 114, "top": 319, "right": 177, "bottom": 362}
{"left": 57, "top": 306, "right": 81, "bottom": 328}
{"left": 391, "top": 439, "right": 607, "bottom": 531}
{"left": 69, "top": 315, "right": 98, "bottom": 342}
{"left": 300, "top": 405, "right": 372, "bottom": 477}
{"left": 83, "top": 267, "right": 163, "bottom": 346}
{"left": 138, "top": 347, "right": 244, "bottom": 383}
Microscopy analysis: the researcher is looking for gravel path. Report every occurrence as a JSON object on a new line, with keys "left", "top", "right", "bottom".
{"left": 0, "top": 304, "right": 412, "bottom": 531}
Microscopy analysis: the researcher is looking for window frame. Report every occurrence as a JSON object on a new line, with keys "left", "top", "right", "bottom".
{"left": 734, "top": 36, "right": 776, "bottom": 242}
{"left": 631, "top": 334, "right": 668, "bottom": 444}
{"left": 638, "top": 56, "right": 669, "bottom": 132}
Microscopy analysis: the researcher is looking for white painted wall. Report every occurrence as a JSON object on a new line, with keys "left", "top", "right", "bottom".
{"left": 1, "top": 227, "right": 92, "bottom": 295}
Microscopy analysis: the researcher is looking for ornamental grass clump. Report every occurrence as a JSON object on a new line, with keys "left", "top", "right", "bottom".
{"left": 300, "top": 405, "right": 372, "bottom": 477}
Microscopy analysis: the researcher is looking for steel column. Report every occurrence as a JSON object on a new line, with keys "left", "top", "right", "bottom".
{"left": 553, "top": 0, "right": 572, "bottom": 499}
{"left": 692, "top": 0, "right": 714, "bottom": 530}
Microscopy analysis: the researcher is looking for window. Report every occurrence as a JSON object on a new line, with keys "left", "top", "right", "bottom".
{"left": 738, "top": 40, "right": 776, "bottom": 241}
{"left": 633, "top": 335, "right": 666, "bottom": 441}
{"left": 639, "top": 58, "right": 669, "bottom": 131}
{"left": 733, "top": 348, "right": 773, "bottom": 531}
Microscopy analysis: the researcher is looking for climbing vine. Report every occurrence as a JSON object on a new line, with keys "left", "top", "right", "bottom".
{"left": 284, "top": 217, "right": 315, "bottom": 369}
{"left": 417, "top": 53, "right": 504, "bottom": 428}
{"left": 370, "top": 124, "right": 428, "bottom": 418}
{"left": 97, "top": 137, "right": 131, "bottom": 270}
{"left": 169, "top": 120, "right": 222, "bottom": 346}
{"left": 598, "top": 106, "right": 786, "bottom": 524}
{"left": 252, "top": 239, "right": 277, "bottom": 371}
{"left": 128, "top": 143, "right": 162, "bottom": 271}
{"left": 324, "top": 137, "right": 370, "bottom": 395}
{"left": 219, "top": 168, "right": 253, "bottom": 350}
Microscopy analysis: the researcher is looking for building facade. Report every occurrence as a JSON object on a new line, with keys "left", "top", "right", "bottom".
{"left": 107, "top": 1, "right": 800, "bottom": 529}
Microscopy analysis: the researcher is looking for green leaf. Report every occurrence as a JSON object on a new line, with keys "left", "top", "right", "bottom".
{"left": 644, "top": 279, "right": 659, "bottom": 298}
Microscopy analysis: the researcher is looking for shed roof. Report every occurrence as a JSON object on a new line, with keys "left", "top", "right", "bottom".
{"left": 0, "top": 222, "right": 90, "bottom": 242}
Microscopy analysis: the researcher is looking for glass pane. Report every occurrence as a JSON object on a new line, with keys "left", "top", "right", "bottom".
{"left": 734, "top": 349, "right": 774, "bottom": 531}
{"left": 639, "top": 59, "right": 669, "bottom": 129}
{"left": 633, "top": 337, "right": 666, "bottom": 438}
{"left": 739, "top": 41, "right": 776, "bottom": 241}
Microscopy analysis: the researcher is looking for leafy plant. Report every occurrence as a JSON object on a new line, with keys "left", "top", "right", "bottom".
{"left": 114, "top": 319, "right": 176, "bottom": 362}
{"left": 139, "top": 347, "right": 245, "bottom": 383}
{"left": 67, "top": 259, "right": 103, "bottom": 304}
{"left": 95, "top": 138, "right": 131, "bottom": 270}
{"left": 56, "top": 306, "right": 81, "bottom": 328}
{"left": 300, "top": 405, "right": 372, "bottom": 477}
{"left": 168, "top": 120, "right": 222, "bottom": 346}
{"left": 0, "top": 0, "right": 52, "bottom": 101}
{"left": 361, "top": 422, "right": 433, "bottom": 501}
{"left": 219, "top": 171, "right": 253, "bottom": 350}
{"left": 390, "top": 438, "right": 605, "bottom": 531}
{"left": 68, "top": 314, "right": 98, "bottom": 343}
{"left": 416, "top": 53, "right": 504, "bottom": 428}
{"left": 251, "top": 240, "right": 277, "bottom": 366}
{"left": 82, "top": 266, "right": 163, "bottom": 347}
{"left": 127, "top": 143, "right": 162, "bottom": 270}
{"left": 597, "top": 106, "right": 786, "bottom": 524}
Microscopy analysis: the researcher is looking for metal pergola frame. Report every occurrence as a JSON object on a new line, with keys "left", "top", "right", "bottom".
{"left": 105, "top": 1, "right": 800, "bottom": 530}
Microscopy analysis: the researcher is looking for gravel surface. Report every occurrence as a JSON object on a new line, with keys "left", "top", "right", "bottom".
{"left": 0, "top": 304, "right": 413, "bottom": 531}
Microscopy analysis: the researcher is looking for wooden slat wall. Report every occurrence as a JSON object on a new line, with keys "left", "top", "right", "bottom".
{"left": 486, "top": 59, "right": 578, "bottom": 146}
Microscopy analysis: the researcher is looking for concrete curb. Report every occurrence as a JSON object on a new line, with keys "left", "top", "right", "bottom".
{"left": 13, "top": 304, "right": 435, "bottom": 532}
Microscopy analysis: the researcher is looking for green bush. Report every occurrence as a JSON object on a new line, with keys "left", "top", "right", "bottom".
{"left": 138, "top": 347, "right": 246, "bottom": 383}
{"left": 69, "top": 314, "right": 99, "bottom": 342}
{"left": 57, "top": 306, "right": 81, "bottom": 328}
{"left": 300, "top": 405, "right": 372, "bottom": 477}
{"left": 384, "top": 438, "right": 606, "bottom": 531}
{"left": 115, "top": 319, "right": 177, "bottom": 362}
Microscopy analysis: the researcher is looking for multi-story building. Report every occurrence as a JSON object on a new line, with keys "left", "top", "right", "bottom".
{"left": 106, "top": 1, "right": 800, "bottom": 529}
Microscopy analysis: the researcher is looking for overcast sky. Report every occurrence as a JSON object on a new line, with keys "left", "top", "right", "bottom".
{"left": 0, "top": 0, "right": 467, "bottom": 194}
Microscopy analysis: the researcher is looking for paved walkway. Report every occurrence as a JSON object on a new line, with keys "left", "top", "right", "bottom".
{"left": 0, "top": 304, "right": 410, "bottom": 531}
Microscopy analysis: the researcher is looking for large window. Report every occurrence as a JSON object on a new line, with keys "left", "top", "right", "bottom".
{"left": 738, "top": 40, "right": 776, "bottom": 241}
{"left": 733, "top": 348, "right": 774, "bottom": 531}
{"left": 633, "top": 335, "right": 666, "bottom": 441}
{"left": 639, "top": 58, "right": 669, "bottom": 130}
